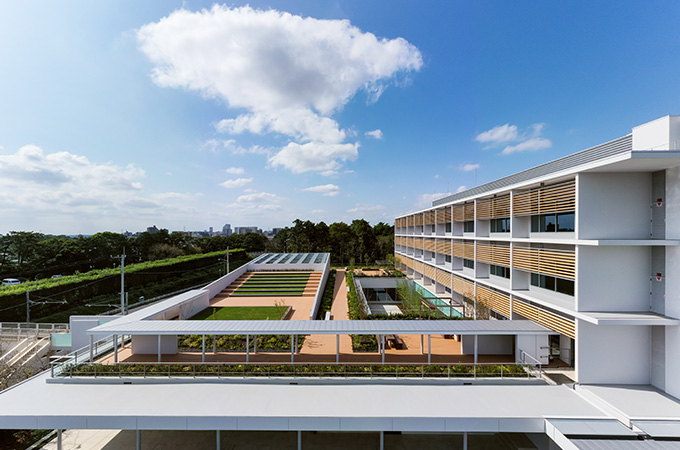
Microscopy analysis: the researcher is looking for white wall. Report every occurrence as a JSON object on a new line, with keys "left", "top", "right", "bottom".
{"left": 131, "top": 335, "right": 178, "bottom": 355}
{"left": 576, "top": 320, "right": 650, "bottom": 384}
{"left": 576, "top": 246, "right": 650, "bottom": 312}
{"left": 69, "top": 316, "right": 116, "bottom": 351}
{"left": 632, "top": 115, "right": 680, "bottom": 150}
{"left": 309, "top": 259, "right": 331, "bottom": 320}
{"left": 515, "top": 334, "right": 549, "bottom": 365}
{"left": 577, "top": 172, "right": 651, "bottom": 239}
{"left": 664, "top": 166, "right": 680, "bottom": 398}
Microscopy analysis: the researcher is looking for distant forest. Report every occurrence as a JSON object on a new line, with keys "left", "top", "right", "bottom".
{"left": 0, "top": 219, "right": 393, "bottom": 280}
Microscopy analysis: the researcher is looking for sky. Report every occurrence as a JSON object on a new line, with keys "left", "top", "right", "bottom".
{"left": 1, "top": 1, "right": 679, "bottom": 235}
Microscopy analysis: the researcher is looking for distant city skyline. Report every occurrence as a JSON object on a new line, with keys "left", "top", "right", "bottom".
{"left": 1, "top": 1, "right": 679, "bottom": 235}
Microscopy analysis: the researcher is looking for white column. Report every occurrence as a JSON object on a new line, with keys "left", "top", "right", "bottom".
{"left": 213, "top": 337, "right": 217, "bottom": 354}
{"left": 474, "top": 335, "right": 478, "bottom": 365}
{"left": 420, "top": 334, "right": 424, "bottom": 354}
{"left": 380, "top": 431, "right": 384, "bottom": 450}
{"left": 336, "top": 334, "right": 340, "bottom": 364}
{"left": 57, "top": 429, "right": 62, "bottom": 450}
{"left": 202, "top": 335, "right": 206, "bottom": 363}
{"left": 158, "top": 334, "right": 161, "bottom": 363}
{"left": 89, "top": 335, "right": 94, "bottom": 362}
{"left": 291, "top": 335, "right": 295, "bottom": 364}
{"left": 254, "top": 335, "right": 257, "bottom": 354}
{"left": 428, "top": 334, "right": 432, "bottom": 364}
{"left": 136, "top": 430, "right": 141, "bottom": 450}
{"left": 216, "top": 430, "right": 220, "bottom": 450}
{"left": 246, "top": 334, "right": 250, "bottom": 363}
{"left": 381, "top": 335, "right": 385, "bottom": 364}
{"left": 297, "top": 430, "right": 302, "bottom": 450}
{"left": 463, "top": 432, "right": 468, "bottom": 450}
{"left": 114, "top": 334, "right": 118, "bottom": 363}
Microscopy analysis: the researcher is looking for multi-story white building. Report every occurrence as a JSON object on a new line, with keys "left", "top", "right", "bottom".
{"left": 395, "top": 115, "right": 680, "bottom": 396}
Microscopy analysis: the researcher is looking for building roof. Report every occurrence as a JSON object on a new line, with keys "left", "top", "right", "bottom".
{"left": 430, "top": 135, "right": 632, "bottom": 207}
{"left": 88, "top": 319, "right": 555, "bottom": 336}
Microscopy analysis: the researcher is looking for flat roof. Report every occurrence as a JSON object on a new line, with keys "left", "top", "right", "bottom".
{"left": 88, "top": 319, "right": 555, "bottom": 336}
{"left": 249, "top": 253, "right": 329, "bottom": 265}
{"left": 0, "top": 373, "right": 606, "bottom": 431}
{"left": 578, "top": 312, "right": 680, "bottom": 326}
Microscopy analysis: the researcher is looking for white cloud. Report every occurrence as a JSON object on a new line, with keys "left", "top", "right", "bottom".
{"left": 312, "top": 209, "right": 325, "bottom": 214}
{"left": 269, "top": 142, "right": 359, "bottom": 174}
{"left": 225, "top": 191, "right": 283, "bottom": 213}
{"left": 302, "top": 184, "right": 340, "bottom": 197}
{"left": 365, "top": 129, "right": 383, "bottom": 140}
{"left": 219, "top": 178, "right": 253, "bottom": 189}
{"left": 502, "top": 137, "right": 552, "bottom": 155}
{"left": 347, "top": 203, "right": 386, "bottom": 214}
{"left": 460, "top": 163, "right": 480, "bottom": 172}
{"left": 475, "top": 124, "right": 518, "bottom": 144}
{"left": 138, "top": 5, "right": 422, "bottom": 174}
{"left": 455, "top": 185, "right": 467, "bottom": 193}
{"left": 476, "top": 122, "right": 552, "bottom": 155}
{"left": 225, "top": 167, "right": 245, "bottom": 175}
{"left": 416, "top": 193, "right": 449, "bottom": 208}
{"left": 0, "top": 145, "right": 203, "bottom": 233}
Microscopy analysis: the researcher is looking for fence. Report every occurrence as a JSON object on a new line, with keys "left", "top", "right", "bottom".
{"left": 50, "top": 334, "right": 127, "bottom": 377}
{"left": 0, "top": 322, "right": 69, "bottom": 337}
{"left": 55, "top": 361, "right": 539, "bottom": 380}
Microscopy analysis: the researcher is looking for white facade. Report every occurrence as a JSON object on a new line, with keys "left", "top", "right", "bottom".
{"left": 395, "top": 115, "right": 680, "bottom": 396}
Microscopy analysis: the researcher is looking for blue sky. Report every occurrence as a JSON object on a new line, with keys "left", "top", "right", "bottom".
{"left": 1, "top": 1, "right": 679, "bottom": 235}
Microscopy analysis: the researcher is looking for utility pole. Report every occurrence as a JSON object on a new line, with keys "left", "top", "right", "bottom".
{"left": 113, "top": 248, "right": 126, "bottom": 315}
{"left": 226, "top": 247, "right": 230, "bottom": 274}
{"left": 26, "top": 291, "right": 30, "bottom": 323}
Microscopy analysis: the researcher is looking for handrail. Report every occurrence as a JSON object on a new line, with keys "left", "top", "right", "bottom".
{"left": 0, "top": 322, "right": 69, "bottom": 336}
{"left": 56, "top": 361, "right": 540, "bottom": 380}
{"left": 50, "top": 334, "right": 128, "bottom": 377}
{"left": 519, "top": 349, "right": 543, "bottom": 377}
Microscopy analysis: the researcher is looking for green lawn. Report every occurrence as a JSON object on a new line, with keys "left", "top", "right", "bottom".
{"left": 189, "top": 306, "right": 287, "bottom": 320}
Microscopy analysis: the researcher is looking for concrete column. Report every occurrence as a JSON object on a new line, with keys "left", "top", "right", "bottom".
{"left": 474, "top": 335, "right": 478, "bottom": 365}
{"left": 202, "top": 335, "right": 206, "bottom": 363}
{"left": 381, "top": 335, "right": 385, "bottom": 364}
{"left": 428, "top": 334, "right": 432, "bottom": 364}
{"left": 246, "top": 334, "right": 250, "bottom": 363}
{"left": 114, "top": 334, "right": 118, "bottom": 363}
{"left": 158, "top": 334, "right": 161, "bottom": 363}
{"left": 136, "top": 430, "right": 141, "bottom": 450}
{"left": 336, "top": 334, "right": 340, "bottom": 364}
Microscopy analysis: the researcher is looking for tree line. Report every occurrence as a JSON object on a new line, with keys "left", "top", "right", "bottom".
{"left": 0, "top": 219, "right": 394, "bottom": 281}
{"left": 267, "top": 219, "right": 393, "bottom": 266}
{"left": 0, "top": 230, "right": 268, "bottom": 281}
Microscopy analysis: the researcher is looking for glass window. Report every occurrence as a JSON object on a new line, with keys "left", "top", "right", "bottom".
{"left": 556, "top": 278, "right": 575, "bottom": 296}
{"left": 463, "top": 258, "right": 474, "bottom": 269}
{"left": 556, "top": 213, "right": 575, "bottom": 232}
{"left": 464, "top": 221, "right": 474, "bottom": 233}
{"left": 531, "top": 215, "right": 540, "bottom": 232}
{"left": 445, "top": 223, "right": 452, "bottom": 233}
{"left": 531, "top": 273, "right": 539, "bottom": 286}
{"left": 491, "top": 218, "right": 510, "bottom": 233}
{"left": 541, "top": 214, "right": 556, "bottom": 232}
{"left": 445, "top": 255, "right": 451, "bottom": 263}
{"left": 490, "top": 264, "right": 510, "bottom": 279}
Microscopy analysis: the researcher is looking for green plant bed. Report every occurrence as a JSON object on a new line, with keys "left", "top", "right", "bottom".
{"left": 351, "top": 334, "right": 378, "bottom": 352}
{"left": 189, "top": 306, "right": 287, "bottom": 321}
{"left": 230, "top": 292, "right": 304, "bottom": 297}
{"left": 66, "top": 363, "right": 529, "bottom": 378}
{"left": 177, "top": 334, "right": 305, "bottom": 352}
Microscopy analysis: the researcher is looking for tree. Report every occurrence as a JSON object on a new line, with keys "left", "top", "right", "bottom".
{"left": 350, "top": 219, "right": 377, "bottom": 265}
{"left": 329, "top": 222, "right": 354, "bottom": 265}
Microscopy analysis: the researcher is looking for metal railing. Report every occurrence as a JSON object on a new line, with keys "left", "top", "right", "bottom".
{"left": 519, "top": 349, "right": 543, "bottom": 378}
{"left": 50, "top": 334, "right": 127, "bottom": 377}
{"left": 55, "top": 361, "right": 539, "bottom": 380}
{"left": 0, "top": 322, "right": 69, "bottom": 337}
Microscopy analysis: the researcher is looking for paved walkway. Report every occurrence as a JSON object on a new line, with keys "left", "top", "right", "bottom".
{"left": 300, "top": 269, "right": 354, "bottom": 356}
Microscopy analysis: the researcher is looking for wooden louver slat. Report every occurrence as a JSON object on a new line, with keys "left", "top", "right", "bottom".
{"left": 513, "top": 299, "right": 575, "bottom": 339}
{"left": 436, "top": 268, "right": 451, "bottom": 286}
{"left": 436, "top": 239, "right": 451, "bottom": 255}
{"left": 464, "top": 203, "right": 475, "bottom": 221}
{"left": 424, "top": 238, "right": 436, "bottom": 252}
{"left": 452, "top": 275, "right": 475, "bottom": 298}
{"left": 492, "top": 195, "right": 511, "bottom": 218}
{"left": 476, "top": 243, "right": 510, "bottom": 267}
{"left": 539, "top": 182, "right": 575, "bottom": 213}
{"left": 424, "top": 211, "right": 435, "bottom": 225}
{"left": 414, "top": 237, "right": 423, "bottom": 249}
{"left": 414, "top": 214, "right": 423, "bottom": 226}
{"left": 512, "top": 190, "right": 539, "bottom": 216}
{"left": 424, "top": 264, "right": 436, "bottom": 280}
{"left": 512, "top": 247, "right": 575, "bottom": 280}
{"left": 476, "top": 198, "right": 492, "bottom": 220}
{"left": 476, "top": 285, "right": 511, "bottom": 318}
{"left": 452, "top": 205, "right": 465, "bottom": 222}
